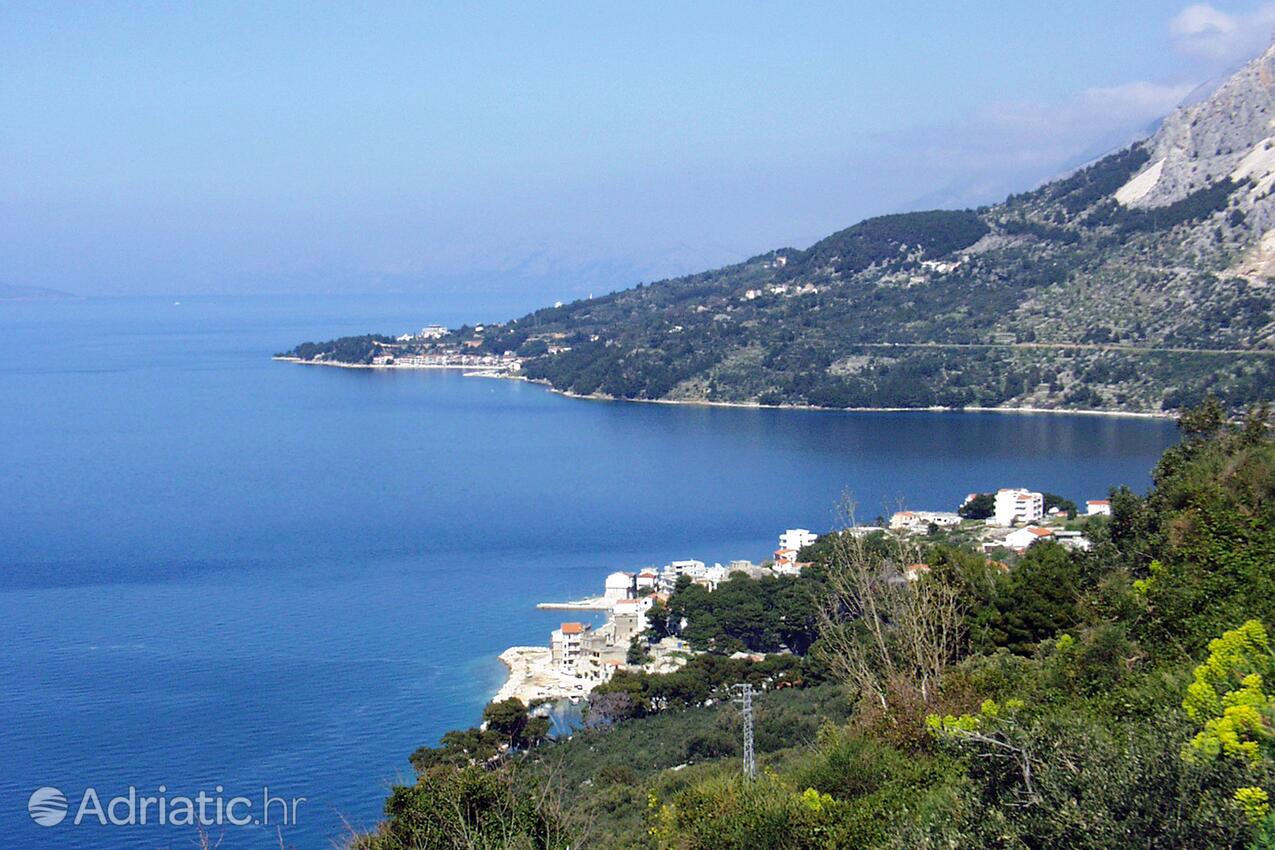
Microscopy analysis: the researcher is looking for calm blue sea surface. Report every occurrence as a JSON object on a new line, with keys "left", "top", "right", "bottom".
{"left": 0, "top": 294, "right": 1179, "bottom": 848}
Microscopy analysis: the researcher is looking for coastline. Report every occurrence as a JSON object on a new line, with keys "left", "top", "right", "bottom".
{"left": 271, "top": 355, "right": 489, "bottom": 371}
{"left": 524, "top": 376, "right": 1176, "bottom": 420}
{"left": 274, "top": 357, "right": 1175, "bottom": 419}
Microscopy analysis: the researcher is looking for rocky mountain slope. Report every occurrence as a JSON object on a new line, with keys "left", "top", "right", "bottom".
{"left": 288, "top": 46, "right": 1275, "bottom": 414}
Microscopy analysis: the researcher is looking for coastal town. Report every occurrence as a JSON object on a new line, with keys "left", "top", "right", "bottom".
{"left": 277, "top": 322, "right": 532, "bottom": 375}
{"left": 494, "top": 486, "right": 1111, "bottom": 707}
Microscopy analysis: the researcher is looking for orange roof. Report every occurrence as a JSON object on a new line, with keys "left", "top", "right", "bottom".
{"left": 1028, "top": 527, "right": 1053, "bottom": 537}
{"left": 1087, "top": 499, "right": 1110, "bottom": 505}
{"left": 560, "top": 622, "right": 586, "bottom": 634}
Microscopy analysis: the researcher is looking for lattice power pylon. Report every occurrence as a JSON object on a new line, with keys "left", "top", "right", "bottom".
{"left": 731, "top": 683, "right": 756, "bottom": 779}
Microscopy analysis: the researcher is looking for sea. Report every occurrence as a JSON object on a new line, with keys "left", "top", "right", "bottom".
{"left": 0, "top": 293, "right": 1180, "bottom": 848}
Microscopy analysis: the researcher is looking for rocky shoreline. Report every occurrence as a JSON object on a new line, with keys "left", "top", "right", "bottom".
{"left": 492, "top": 646, "right": 587, "bottom": 705}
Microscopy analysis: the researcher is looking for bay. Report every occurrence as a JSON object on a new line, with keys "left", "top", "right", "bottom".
{"left": 0, "top": 294, "right": 1178, "bottom": 848}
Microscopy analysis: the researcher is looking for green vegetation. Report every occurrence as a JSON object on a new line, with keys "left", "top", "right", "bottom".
{"left": 408, "top": 698, "right": 549, "bottom": 771}
{"left": 1042, "top": 491, "right": 1078, "bottom": 517}
{"left": 352, "top": 765, "right": 571, "bottom": 850}
{"left": 958, "top": 492, "right": 994, "bottom": 520}
{"left": 281, "top": 334, "right": 394, "bottom": 364}
{"left": 657, "top": 572, "right": 825, "bottom": 655}
{"left": 776, "top": 209, "right": 989, "bottom": 280}
{"left": 355, "top": 403, "right": 1275, "bottom": 849}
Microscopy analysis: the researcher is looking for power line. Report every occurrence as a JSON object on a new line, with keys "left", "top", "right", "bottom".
{"left": 731, "top": 683, "right": 756, "bottom": 780}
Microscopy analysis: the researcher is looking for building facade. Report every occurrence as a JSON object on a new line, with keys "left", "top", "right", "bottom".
{"left": 993, "top": 488, "right": 1044, "bottom": 527}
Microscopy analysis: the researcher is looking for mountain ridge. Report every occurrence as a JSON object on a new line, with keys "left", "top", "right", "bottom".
{"left": 0, "top": 283, "right": 76, "bottom": 301}
{"left": 285, "top": 46, "right": 1275, "bottom": 414}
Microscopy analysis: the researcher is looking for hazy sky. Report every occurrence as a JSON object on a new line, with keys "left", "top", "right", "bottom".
{"left": 3, "top": 1, "right": 1274, "bottom": 297}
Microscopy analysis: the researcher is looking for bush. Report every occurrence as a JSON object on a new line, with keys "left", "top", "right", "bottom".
{"left": 354, "top": 765, "right": 572, "bottom": 850}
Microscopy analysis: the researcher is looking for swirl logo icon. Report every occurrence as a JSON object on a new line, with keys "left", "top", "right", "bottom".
{"left": 28, "top": 787, "right": 68, "bottom": 827}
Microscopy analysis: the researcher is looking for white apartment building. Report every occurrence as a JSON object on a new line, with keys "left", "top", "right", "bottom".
{"left": 550, "top": 622, "right": 589, "bottom": 674}
{"left": 1086, "top": 500, "right": 1112, "bottom": 516}
{"left": 779, "top": 528, "right": 817, "bottom": 552}
{"left": 993, "top": 488, "right": 1044, "bottom": 527}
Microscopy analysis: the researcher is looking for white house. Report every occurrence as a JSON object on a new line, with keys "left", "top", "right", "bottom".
{"left": 1005, "top": 526, "right": 1053, "bottom": 553}
{"left": 1086, "top": 500, "right": 1112, "bottom": 516}
{"left": 603, "top": 571, "right": 635, "bottom": 602}
{"left": 419, "top": 325, "right": 448, "bottom": 339}
{"left": 689, "top": 563, "right": 731, "bottom": 591}
{"left": 890, "top": 511, "right": 962, "bottom": 533}
{"left": 779, "top": 529, "right": 817, "bottom": 552}
{"left": 994, "top": 488, "right": 1044, "bottom": 527}
{"left": 635, "top": 569, "right": 660, "bottom": 591}
{"left": 1054, "top": 530, "right": 1093, "bottom": 551}
{"left": 774, "top": 547, "right": 798, "bottom": 566}
{"left": 658, "top": 560, "right": 708, "bottom": 594}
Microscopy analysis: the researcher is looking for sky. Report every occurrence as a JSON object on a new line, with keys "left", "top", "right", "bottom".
{"left": 2, "top": 1, "right": 1275, "bottom": 299}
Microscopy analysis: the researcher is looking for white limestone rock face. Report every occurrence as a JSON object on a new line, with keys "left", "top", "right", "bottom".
{"left": 1118, "top": 43, "right": 1275, "bottom": 210}
{"left": 1114, "top": 158, "right": 1165, "bottom": 205}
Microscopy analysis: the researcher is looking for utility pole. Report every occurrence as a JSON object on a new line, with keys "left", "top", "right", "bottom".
{"left": 731, "top": 683, "right": 756, "bottom": 780}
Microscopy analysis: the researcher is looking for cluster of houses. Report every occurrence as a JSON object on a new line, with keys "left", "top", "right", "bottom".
{"left": 540, "top": 489, "right": 1115, "bottom": 691}
{"left": 742, "top": 282, "right": 819, "bottom": 301}
{"left": 887, "top": 488, "right": 1111, "bottom": 588}
{"left": 361, "top": 323, "right": 526, "bottom": 371}
{"left": 888, "top": 487, "right": 1111, "bottom": 554}
{"left": 546, "top": 529, "right": 822, "bottom": 685}
{"left": 884, "top": 488, "right": 1112, "bottom": 555}
{"left": 372, "top": 350, "right": 521, "bottom": 370}
{"left": 980, "top": 488, "right": 1108, "bottom": 553}
{"left": 549, "top": 591, "right": 655, "bottom": 684}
